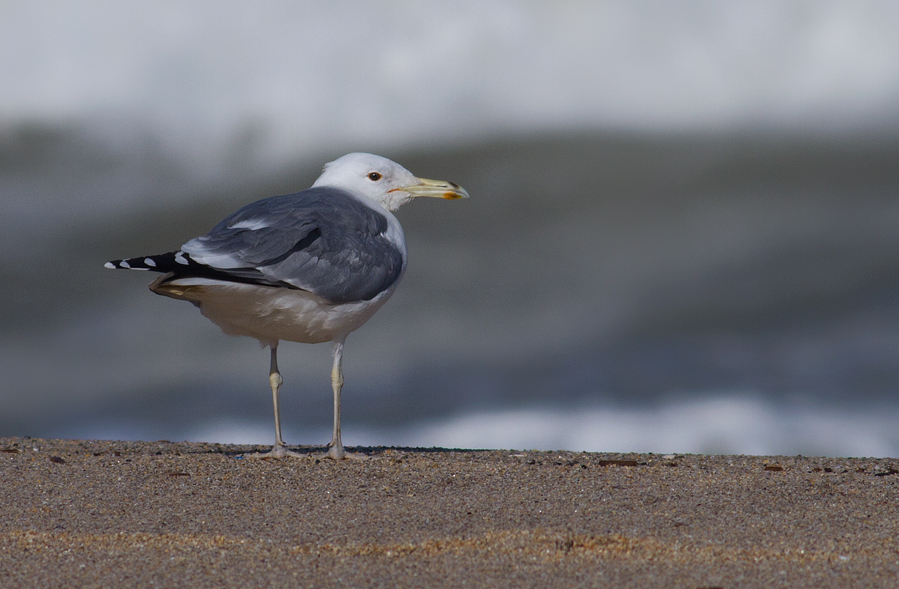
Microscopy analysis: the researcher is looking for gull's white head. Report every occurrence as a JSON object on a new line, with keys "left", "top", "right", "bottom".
{"left": 312, "top": 152, "right": 469, "bottom": 211}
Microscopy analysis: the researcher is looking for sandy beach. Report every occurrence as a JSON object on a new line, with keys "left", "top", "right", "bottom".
{"left": 1, "top": 437, "right": 898, "bottom": 588}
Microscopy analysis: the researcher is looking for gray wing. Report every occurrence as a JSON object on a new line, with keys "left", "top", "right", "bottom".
{"left": 180, "top": 187, "right": 405, "bottom": 303}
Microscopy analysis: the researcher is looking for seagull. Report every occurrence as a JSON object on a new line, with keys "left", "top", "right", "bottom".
{"left": 105, "top": 153, "right": 468, "bottom": 459}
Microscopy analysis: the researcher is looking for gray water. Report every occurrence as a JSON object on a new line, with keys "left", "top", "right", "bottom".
{"left": 2, "top": 129, "right": 899, "bottom": 456}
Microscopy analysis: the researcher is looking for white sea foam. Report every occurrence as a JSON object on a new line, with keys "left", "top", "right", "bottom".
{"left": 2, "top": 2, "right": 899, "bottom": 173}
{"left": 184, "top": 395, "right": 899, "bottom": 458}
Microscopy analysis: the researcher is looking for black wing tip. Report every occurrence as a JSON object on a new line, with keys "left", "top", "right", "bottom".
{"left": 104, "top": 254, "right": 171, "bottom": 271}
{"left": 107, "top": 251, "right": 295, "bottom": 290}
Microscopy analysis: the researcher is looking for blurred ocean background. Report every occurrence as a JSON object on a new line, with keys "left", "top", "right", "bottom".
{"left": 3, "top": 1, "right": 899, "bottom": 457}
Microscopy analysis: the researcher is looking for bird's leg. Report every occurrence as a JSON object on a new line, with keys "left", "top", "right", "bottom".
{"left": 327, "top": 340, "right": 346, "bottom": 460}
{"left": 244, "top": 344, "right": 302, "bottom": 458}
{"left": 270, "top": 345, "right": 288, "bottom": 450}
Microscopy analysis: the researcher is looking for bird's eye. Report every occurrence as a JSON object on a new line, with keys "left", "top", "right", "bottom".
{"left": 368, "top": 172, "right": 382, "bottom": 181}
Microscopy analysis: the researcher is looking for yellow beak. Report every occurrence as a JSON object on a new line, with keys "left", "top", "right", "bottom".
{"left": 396, "top": 177, "right": 470, "bottom": 200}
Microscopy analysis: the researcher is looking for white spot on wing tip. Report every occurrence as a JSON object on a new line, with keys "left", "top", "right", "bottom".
{"left": 120, "top": 260, "right": 131, "bottom": 269}
{"left": 144, "top": 257, "right": 156, "bottom": 267}
{"left": 104, "top": 262, "right": 116, "bottom": 269}
{"left": 175, "top": 252, "right": 189, "bottom": 265}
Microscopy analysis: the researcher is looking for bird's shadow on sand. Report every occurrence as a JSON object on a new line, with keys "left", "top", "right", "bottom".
{"left": 204, "top": 444, "right": 488, "bottom": 460}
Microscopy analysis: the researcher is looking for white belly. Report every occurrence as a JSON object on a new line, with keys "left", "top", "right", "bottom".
{"left": 150, "top": 275, "right": 397, "bottom": 347}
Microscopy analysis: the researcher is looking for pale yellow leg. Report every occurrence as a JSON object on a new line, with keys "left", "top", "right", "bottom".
{"left": 244, "top": 344, "right": 303, "bottom": 458}
{"left": 327, "top": 340, "right": 347, "bottom": 460}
